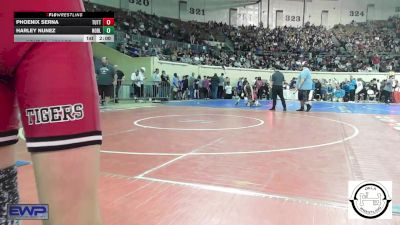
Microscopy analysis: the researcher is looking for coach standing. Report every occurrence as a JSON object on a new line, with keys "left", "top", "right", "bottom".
{"left": 114, "top": 65, "right": 125, "bottom": 103}
{"left": 96, "top": 57, "right": 115, "bottom": 105}
{"left": 269, "top": 69, "right": 287, "bottom": 111}
{"left": 296, "top": 63, "right": 313, "bottom": 112}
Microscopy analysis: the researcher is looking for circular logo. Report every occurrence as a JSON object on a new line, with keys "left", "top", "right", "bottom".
{"left": 349, "top": 181, "right": 392, "bottom": 219}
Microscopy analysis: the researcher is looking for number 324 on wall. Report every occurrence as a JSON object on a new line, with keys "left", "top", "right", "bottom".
{"left": 349, "top": 11, "right": 364, "bottom": 16}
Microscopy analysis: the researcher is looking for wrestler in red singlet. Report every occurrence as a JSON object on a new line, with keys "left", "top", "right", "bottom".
{"left": 0, "top": 0, "right": 102, "bottom": 151}
{"left": 1, "top": 2, "right": 103, "bottom": 224}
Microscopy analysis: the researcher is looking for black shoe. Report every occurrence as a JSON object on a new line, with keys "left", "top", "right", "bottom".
{"left": 269, "top": 108, "right": 275, "bottom": 111}
{"left": 296, "top": 108, "right": 304, "bottom": 111}
{"left": 283, "top": 108, "right": 287, "bottom": 111}
{"left": 306, "top": 104, "right": 312, "bottom": 112}
{"left": 115, "top": 99, "right": 119, "bottom": 103}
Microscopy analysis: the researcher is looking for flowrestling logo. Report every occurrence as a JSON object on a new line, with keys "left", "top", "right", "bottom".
{"left": 348, "top": 181, "right": 392, "bottom": 219}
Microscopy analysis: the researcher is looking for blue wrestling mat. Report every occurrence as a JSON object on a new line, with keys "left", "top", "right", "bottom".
{"left": 165, "top": 100, "right": 400, "bottom": 115}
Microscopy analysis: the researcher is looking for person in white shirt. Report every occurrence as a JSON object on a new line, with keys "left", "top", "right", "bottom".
{"left": 152, "top": 68, "right": 161, "bottom": 97}
{"left": 131, "top": 67, "right": 145, "bottom": 99}
{"left": 194, "top": 75, "right": 200, "bottom": 99}
{"left": 224, "top": 82, "right": 233, "bottom": 99}
{"left": 355, "top": 78, "right": 365, "bottom": 102}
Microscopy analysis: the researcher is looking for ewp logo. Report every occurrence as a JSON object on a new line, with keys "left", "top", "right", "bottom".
{"left": 7, "top": 204, "right": 49, "bottom": 220}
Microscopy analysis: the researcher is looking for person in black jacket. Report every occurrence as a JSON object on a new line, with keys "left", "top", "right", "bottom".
{"left": 114, "top": 65, "right": 125, "bottom": 103}
{"left": 314, "top": 79, "right": 322, "bottom": 100}
{"left": 211, "top": 73, "right": 220, "bottom": 99}
{"left": 182, "top": 75, "right": 189, "bottom": 100}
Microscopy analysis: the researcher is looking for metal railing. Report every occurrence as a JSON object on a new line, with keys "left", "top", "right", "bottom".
{"left": 115, "top": 82, "right": 172, "bottom": 101}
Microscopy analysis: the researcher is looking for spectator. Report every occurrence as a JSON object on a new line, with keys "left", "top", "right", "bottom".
{"left": 188, "top": 73, "right": 195, "bottom": 99}
{"left": 382, "top": 75, "right": 395, "bottom": 103}
{"left": 204, "top": 76, "right": 211, "bottom": 99}
{"left": 218, "top": 73, "right": 225, "bottom": 98}
{"left": 224, "top": 82, "right": 233, "bottom": 99}
{"left": 153, "top": 68, "right": 161, "bottom": 98}
{"left": 224, "top": 76, "right": 230, "bottom": 85}
{"left": 289, "top": 77, "right": 297, "bottom": 89}
{"left": 172, "top": 73, "right": 179, "bottom": 100}
{"left": 349, "top": 76, "right": 356, "bottom": 101}
{"left": 182, "top": 75, "right": 189, "bottom": 100}
{"left": 314, "top": 79, "right": 322, "bottom": 100}
{"left": 194, "top": 75, "right": 200, "bottom": 99}
{"left": 160, "top": 70, "right": 168, "bottom": 98}
{"left": 131, "top": 68, "right": 145, "bottom": 99}
{"left": 372, "top": 54, "right": 381, "bottom": 71}
{"left": 256, "top": 77, "right": 264, "bottom": 99}
{"left": 355, "top": 78, "right": 366, "bottom": 102}
{"left": 87, "top": 1, "right": 400, "bottom": 73}
{"left": 198, "top": 75, "right": 203, "bottom": 99}
{"left": 211, "top": 73, "right": 220, "bottom": 99}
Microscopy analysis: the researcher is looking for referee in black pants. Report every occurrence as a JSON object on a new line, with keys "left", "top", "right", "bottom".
{"left": 269, "top": 69, "right": 287, "bottom": 111}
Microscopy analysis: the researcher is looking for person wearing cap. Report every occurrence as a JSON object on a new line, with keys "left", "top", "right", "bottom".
{"left": 269, "top": 69, "right": 287, "bottom": 111}
{"left": 296, "top": 62, "right": 313, "bottom": 112}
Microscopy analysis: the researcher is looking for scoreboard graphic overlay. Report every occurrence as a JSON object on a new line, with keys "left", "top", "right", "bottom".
{"left": 14, "top": 12, "right": 114, "bottom": 42}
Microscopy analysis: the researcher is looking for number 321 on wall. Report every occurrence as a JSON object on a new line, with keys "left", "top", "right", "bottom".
{"left": 189, "top": 8, "right": 205, "bottom": 15}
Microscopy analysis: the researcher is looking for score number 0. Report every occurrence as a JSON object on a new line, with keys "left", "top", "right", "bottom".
{"left": 102, "top": 18, "right": 115, "bottom": 26}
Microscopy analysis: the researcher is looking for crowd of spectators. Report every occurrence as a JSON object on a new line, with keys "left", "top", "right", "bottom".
{"left": 85, "top": 2, "right": 400, "bottom": 73}
{"left": 146, "top": 68, "right": 400, "bottom": 103}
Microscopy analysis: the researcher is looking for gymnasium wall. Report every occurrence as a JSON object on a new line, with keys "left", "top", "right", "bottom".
{"left": 87, "top": 0, "right": 232, "bottom": 24}
{"left": 87, "top": 0, "right": 400, "bottom": 28}
{"left": 92, "top": 42, "right": 152, "bottom": 84}
{"left": 264, "top": 0, "right": 400, "bottom": 28}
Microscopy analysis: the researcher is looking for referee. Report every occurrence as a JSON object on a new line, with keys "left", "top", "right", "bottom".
{"left": 269, "top": 69, "right": 287, "bottom": 111}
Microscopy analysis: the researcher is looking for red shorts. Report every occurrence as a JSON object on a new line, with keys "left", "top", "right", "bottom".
{"left": 0, "top": 0, "right": 102, "bottom": 152}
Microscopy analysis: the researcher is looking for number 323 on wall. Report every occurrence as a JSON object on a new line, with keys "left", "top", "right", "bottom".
{"left": 285, "top": 15, "right": 301, "bottom": 22}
